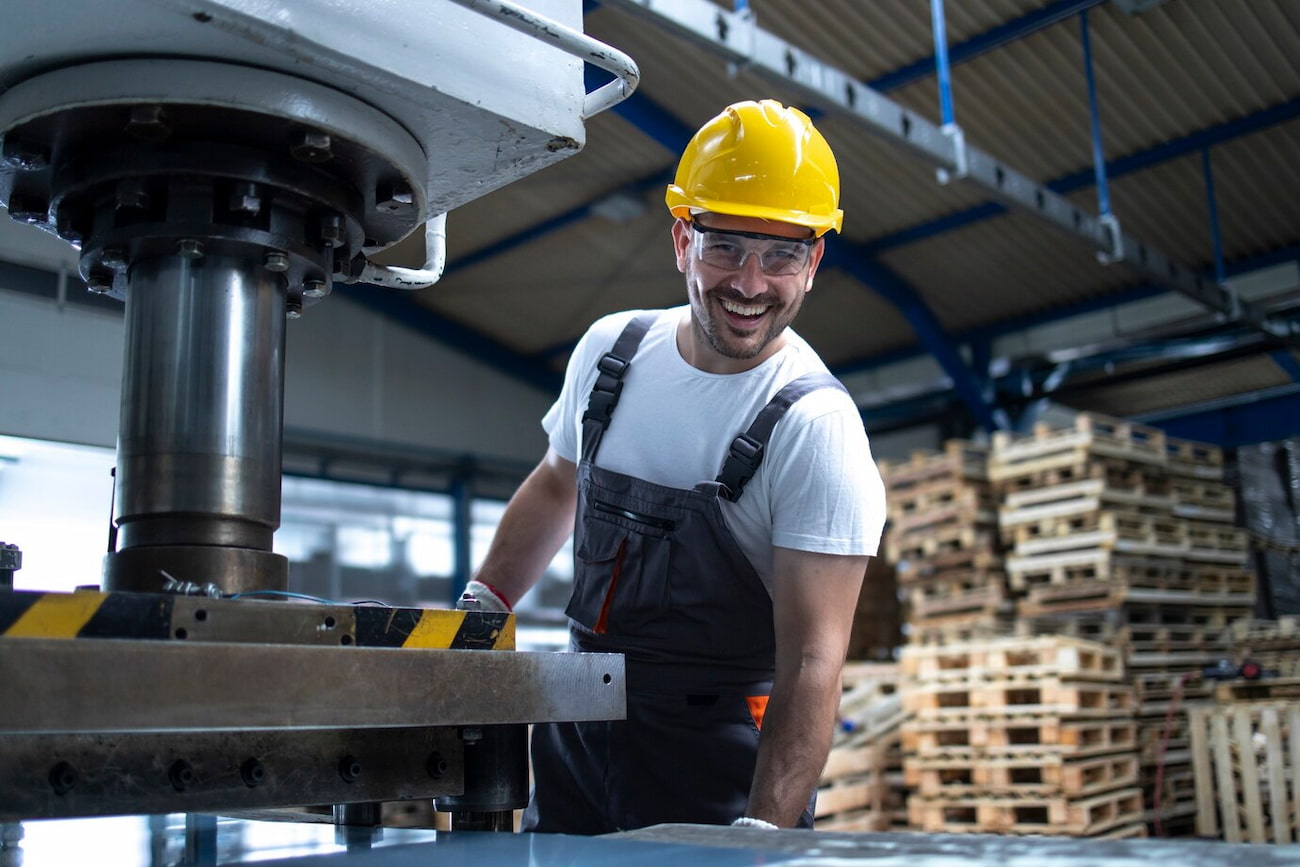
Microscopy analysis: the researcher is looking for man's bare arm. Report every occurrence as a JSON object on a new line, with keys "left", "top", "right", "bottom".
{"left": 743, "top": 547, "right": 869, "bottom": 827}
{"left": 471, "top": 446, "right": 578, "bottom": 607}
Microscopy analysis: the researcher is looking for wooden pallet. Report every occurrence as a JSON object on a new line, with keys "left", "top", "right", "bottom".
{"left": 902, "top": 678, "right": 1135, "bottom": 718}
{"left": 906, "top": 615, "right": 1018, "bottom": 647}
{"left": 887, "top": 480, "right": 997, "bottom": 536}
{"left": 1165, "top": 436, "right": 1225, "bottom": 481}
{"left": 1170, "top": 478, "right": 1235, "bottom": 522}
{"left": 1007, "top": 550, "right": 1256, "bottom": 597}
{"left": 906, "top": 752, "right": 1140, "bottom": 798}
{"left": 815, "top": 768, "right": 893, "bottom": 817}
{"left": 1018, "top": 586, "right": 1256, "bottom": 618}
{"left": 1189, "top": 702, "right": 1300, "bottom": 844}
{"left": 907, "top": 786, "right": 1145, "bottom": 836}
{"left": 886, "top": 523, "right": 1002, "bottom": 565}
{"left": 908, "top": 576, "right": 1009, "bottom": 621}
{"left": 879, "top": 440, "right": 989, "bottom": 492}
{"left": 1214, "top": 676, "right": 1300, "bottom": 703}
{"left": 900, "top": 635, "right": 1124, "bottom": 683}
{"left": 814, "top": 806, "right": 906, "bottom": 833}
{"left": 999, "top": 478, "right": 1175, "bottom": 542}
{"left": 902, "top": 716, "right": 1139, "bottom": 760}
{"left": 1008, "top": 510, "right": 1187, "bottom": 559}
{"left": 990, "top": 414, "right": 1168, "bottom": 484}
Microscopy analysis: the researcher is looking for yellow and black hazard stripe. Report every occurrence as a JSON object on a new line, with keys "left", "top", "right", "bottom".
{"left": 354, "top": 607, "right": 514, "bottom": 650}
{"left": 0, "top": 590, "right": 173, "bottom": 639}
{"left": 1, "top": 590, "right": 514, "bottom": 650}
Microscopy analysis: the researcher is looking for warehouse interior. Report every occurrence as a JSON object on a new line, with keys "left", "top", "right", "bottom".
{"left": 1, "top": 0, "right": 1299, "bottom": 863}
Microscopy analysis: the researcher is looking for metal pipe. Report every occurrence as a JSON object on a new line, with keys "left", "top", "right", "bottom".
{"left": 357, "top": 212, "right": 448, "bottom": 290}
{"left": 931, "top": 0, "right": 956, "bottom": 127}
{"left": 105, "top": 249, "right": 289, "bottom": 593}
{"left": 448, "top": 0, "right": 640, "bottom": 119}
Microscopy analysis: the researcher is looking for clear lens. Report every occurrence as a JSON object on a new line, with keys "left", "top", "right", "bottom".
{"left": 691, "top": 225, "right": 812, "bottom": 276}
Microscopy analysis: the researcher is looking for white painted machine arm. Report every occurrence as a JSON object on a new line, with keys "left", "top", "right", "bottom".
{"left": 360, "top": 1, "right": 640, "bottom": 291}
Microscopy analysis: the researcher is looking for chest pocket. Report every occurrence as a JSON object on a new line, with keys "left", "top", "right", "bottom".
{"left": 566, "top": 498, "right": 674, "bottom": 635}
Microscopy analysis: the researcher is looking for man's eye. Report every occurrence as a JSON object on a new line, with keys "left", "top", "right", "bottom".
{"left": 766, "top": 249, "right": 798, "bottom": 263}
{"left": 706, "top": 241, "right": 741, "bottom": 255}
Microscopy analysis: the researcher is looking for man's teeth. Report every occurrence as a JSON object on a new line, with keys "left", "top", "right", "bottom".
{"left": 721, "top": 299, "right": 768, "bottom": 317}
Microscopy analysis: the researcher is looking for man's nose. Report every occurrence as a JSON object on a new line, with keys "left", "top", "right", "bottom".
{"left": 730, "top": 252, "right": 767, "bottom": 295}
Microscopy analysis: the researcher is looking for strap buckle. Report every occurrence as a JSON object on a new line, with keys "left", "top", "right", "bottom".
{"left": 718, "top": 434, "right": 764, "bottom": 502}
{"left": 582, "top": 352, "right": 630, "bottom": 426}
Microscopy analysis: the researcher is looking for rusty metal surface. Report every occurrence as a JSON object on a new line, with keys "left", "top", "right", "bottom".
{"left": 0, "top": 727, "right": 466, "bottom": 821}
{"left": 0, "top": 639, "right": 624, "bottom": 733}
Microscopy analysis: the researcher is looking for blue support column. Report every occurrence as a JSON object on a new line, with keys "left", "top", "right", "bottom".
{"left": 931, "top": 0, "right": 956, "bottom": 126}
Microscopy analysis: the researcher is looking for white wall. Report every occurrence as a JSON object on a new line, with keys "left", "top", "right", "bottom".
{"left": 0, "top": 282, "right": 554, "bottom": 465}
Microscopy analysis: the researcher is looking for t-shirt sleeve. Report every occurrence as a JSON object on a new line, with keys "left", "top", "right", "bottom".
{"left": 764, "top": 389, "right": 887, "bottom": 556}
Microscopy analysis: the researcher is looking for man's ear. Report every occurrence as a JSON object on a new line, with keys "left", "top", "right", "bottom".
{"left": 671, "top": 218, "right": 691, "bottom": 273}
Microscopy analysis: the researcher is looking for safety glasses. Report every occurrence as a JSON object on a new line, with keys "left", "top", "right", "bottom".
{"left": 690, "top": 221, "right": 816, "bottom": 276}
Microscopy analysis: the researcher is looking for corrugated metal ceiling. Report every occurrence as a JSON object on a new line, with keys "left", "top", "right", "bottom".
{"left": 370, "top": 0, "right": 1299, "bottom": 437}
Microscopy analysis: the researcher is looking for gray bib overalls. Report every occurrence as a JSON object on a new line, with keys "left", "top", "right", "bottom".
{"left": 521, "top": 313, "right": 845, "bottom": 834}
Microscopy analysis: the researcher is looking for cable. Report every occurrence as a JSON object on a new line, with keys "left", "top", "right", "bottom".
{"left": 1152, "top": 670, "right": 1194, "bottom": 837}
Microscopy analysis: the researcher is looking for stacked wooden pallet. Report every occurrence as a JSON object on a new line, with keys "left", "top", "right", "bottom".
{"left": 1189, "top": 699, "right": 1299, "bottom": 844}
{"left": 1189, "top": 618, "right": 1300, "bottom": 844}
{"left": 879, "top": 441, "right": 1010, "bottom": 644}
{"left": 900, "top": 635, "right": 1145, "bottom": 838}
{"left": 989, "top": 413, "right": 1257, "bottom": 835}
{"left": 816, "top": 663, "right": 908, "bottom": 832}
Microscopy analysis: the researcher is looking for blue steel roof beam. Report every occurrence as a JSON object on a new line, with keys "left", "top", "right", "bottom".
{"left": 831, "top": 242, "right": 1300, "bottom": 380}
{"left": 334, "top": 284, "right": 562, "bottom": 394}
{"left": 597, "top": 0, "right": 1291, "bottom": 342}
{"left": 870, "top": 0, "right": 1107, "bottom": 92}
{"left": 822, "top": 245, "right": 1000, "bottom": 432}
{"left": 1274, "top": 349, "right": 1300, "bottom": 383}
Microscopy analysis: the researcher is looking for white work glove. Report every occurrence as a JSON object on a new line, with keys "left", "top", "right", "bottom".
{"left": 731, "top": 817, "right": 778, "bottom": 830}
{"left": 457, "top": 578, "right": 512, "bottom": 613}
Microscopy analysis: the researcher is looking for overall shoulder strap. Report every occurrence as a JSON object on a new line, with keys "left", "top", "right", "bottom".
{"left": 580, "top": 312, "right": 658, "bottom": 462}
{"left": 716, "top": 372, "right": 849, "bottom": 503}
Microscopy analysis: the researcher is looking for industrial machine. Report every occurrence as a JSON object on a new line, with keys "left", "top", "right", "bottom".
{"left": 0, "top": 0, "right": 633, "bottom": 838}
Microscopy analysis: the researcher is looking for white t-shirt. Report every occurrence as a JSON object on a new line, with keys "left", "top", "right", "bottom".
{"left": 543, "top": 307, "right": 887, "bottom": 593}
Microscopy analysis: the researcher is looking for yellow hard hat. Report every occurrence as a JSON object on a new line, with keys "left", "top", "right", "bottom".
{"left": 665, "top": 100, "right": 843, "bottom": 236}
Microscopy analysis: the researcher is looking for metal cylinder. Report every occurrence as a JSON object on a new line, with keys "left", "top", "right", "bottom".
{"left": 436, "top": 724, "right": 529, "bottom": 830}
{"left": 104, "top": 251, "right": 288, "bottom": 593}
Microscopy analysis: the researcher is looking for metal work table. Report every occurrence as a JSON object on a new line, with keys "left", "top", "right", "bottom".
{"left": 6, "top": 816, "right": 1300, "bottom": 866}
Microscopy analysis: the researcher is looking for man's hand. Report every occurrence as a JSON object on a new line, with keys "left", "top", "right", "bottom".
{"left": 457, "top": 578, "right": 512, "bottom": 613}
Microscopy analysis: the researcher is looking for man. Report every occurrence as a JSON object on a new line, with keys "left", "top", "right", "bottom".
{"left": 463, "top": 99, "right": 886, "bottom": 832}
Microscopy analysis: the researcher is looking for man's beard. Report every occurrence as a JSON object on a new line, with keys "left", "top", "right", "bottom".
{"left": 692, "top": 285, "right": 802, "bottom": 360}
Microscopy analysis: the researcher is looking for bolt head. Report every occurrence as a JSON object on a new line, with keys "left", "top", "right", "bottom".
{"left": 101, "top": 247, "right": 129, "bottom": 270}
{"left": 85, "top": 269, "right": 115, "bottom": 294}
{"left": 7, "top": 194, "right": 48, "bottom": 225}
{"left": 264, "top": 252, "right": 290, "bottom": 273}
{"left": 116, "top": 179, "right": 152, "bottom": 212}
{"left": 291, "top": 129, "right": 333, "bottom": 164}
{"left": 126, "top": 105, "right": 172, "bottom": 141}
{"left": 176, "top": 239, "right": 205, "bottom": 259}
{"left": 229, "top": 182, "right": 263, "bottom": 215}
{"left": 303, "top": 279, "right": 330, "bottom": 299}
{"left": 2, "top": 136, "right": 48, "bottom": 170}
{"left": 317, "top": 214, "right": 344, "bottom": 249}
{"left": 376, "top": 181, "right": 414, "bottom": 212}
